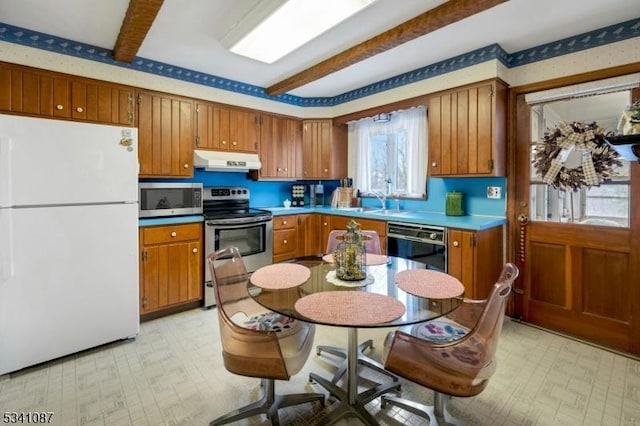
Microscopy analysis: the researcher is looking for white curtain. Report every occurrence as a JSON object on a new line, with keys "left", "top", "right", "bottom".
{"left": 349, "top": 106, "right": 427, "bottom": 198}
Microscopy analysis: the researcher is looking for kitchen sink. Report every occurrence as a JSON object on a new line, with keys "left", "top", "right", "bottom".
{"left": 335, "top": 207, "right": 413, "bottom": 216}
{"left": 367, "top": 209, "right": 413, "bottom": 216}
{"left": 335, "top": 207, "right": 379, "bottom": 212}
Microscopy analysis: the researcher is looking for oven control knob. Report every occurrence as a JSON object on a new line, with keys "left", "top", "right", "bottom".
{"left": 429, "top": 232, "right": 438, "bottom": 240}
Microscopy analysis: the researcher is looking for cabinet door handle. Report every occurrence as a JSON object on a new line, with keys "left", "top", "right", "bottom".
{"left": 192, "top": 248, "right": 198, "bottom": 253}
{"left": 56, "top": 104, "right": 64, "bottom": 110}
{"left": 282, "top": 220, "right": 287, "bottom": 225}
{"left": 171, "top": 231, "right": 177, "bottom": 237}
{"left": 323, "top": 168, "right": 328, "bottom": 173}
{"left": 452, "top": 240, "right": 459, "bottom": 247}
{"left": 183, "top": 163, "right": 189, "bottom": 169}
{"left": 221, "top": 140, "right": 227, "bottom": 145}
{"left": 323, "top": 222, "right": 328, "bottom": 226}
{"left": 76, "top": 107, "right": 84, "bottom": 113}
{"left": 431, "top": 161, "right": 437, "bottom": 167}
{"left": 283, "top": 239, "right": 288, "bottom": 244}
{"left": 232, "top": 141, "right": 237, "bottom": 146}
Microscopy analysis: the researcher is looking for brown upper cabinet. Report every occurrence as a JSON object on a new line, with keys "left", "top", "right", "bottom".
{"left": 195, "top": 101, "right": 259, "bottom": 153}
{"left": 302, "top": 119, "right": 347, "bottom": 180}
{"left": 0, "top": 61, "right": 134, "bottom": 125}
{"left": 137, "top": 90, "right": 194, "bottom": 178}
{"left": 259, "top": 115, "right": 302, "bottom": 179}
{"left": 428, "top": 79, "right": 507, "bottom": 177}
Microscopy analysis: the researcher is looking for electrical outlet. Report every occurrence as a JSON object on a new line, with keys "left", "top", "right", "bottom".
{"left": 487, "top": 186, "right": 501, "bottom": 199}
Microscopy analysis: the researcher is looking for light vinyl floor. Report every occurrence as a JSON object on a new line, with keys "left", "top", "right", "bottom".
{"left": 1, "top": 307, "right": 639, "bottom": 425}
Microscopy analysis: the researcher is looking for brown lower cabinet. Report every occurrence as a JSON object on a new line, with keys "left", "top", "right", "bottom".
{"left": 447, "top": 226, "right": 503, "bottom": 300}
{"left": 272, "top": 213, "right": 388, "bottom": 262}
{"left": 272, "top": 215, "right": 299, "bottom": 263}
{"left": 139, "top": 223, "right": 203, "bottom": 316}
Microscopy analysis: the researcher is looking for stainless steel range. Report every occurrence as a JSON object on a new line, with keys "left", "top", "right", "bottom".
{"left": 203, "top": 187, "right": 273, "bottom": 308}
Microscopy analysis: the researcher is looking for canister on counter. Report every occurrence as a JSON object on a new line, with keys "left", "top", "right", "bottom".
{"left": 445, "top": 191, "right": 464, "bottom": 216}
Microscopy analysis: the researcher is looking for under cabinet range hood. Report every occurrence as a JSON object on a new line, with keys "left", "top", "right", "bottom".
{"left": 193, "top": 149, "right": 262, "bottom": 172}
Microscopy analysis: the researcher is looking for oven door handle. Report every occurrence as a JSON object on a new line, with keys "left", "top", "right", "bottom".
{"left": 206, "top": 216, "right": 273, "bottom": 226}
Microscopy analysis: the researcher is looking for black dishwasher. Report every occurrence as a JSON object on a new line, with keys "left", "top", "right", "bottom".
{"left": 386, "top": 222, "right": 446, "bottom": 272}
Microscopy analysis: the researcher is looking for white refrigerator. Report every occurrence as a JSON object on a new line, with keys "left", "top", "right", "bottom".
{"left": 0, "top": 114, "right": 139, "bottom": 375}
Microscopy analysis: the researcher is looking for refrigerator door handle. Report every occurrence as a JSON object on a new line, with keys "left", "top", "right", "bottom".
{"left": 0, "top": 136, "right": 13, "bottom": 208}
{"left": 0, "top": 208, "right": 14, "bottom": 283}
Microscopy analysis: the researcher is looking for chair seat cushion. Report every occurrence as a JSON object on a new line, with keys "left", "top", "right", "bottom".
{"left": 243, "top": 312, "right": 298, "bottom": 334}
{"left": 410, "top": 318, "right": 469, "bottom": 343}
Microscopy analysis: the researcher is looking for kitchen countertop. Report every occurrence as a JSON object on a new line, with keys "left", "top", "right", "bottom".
{"left": 138, "top": 215, "right": 204, "bottom": 227}
{"left": 136, "top": 209, "right": 506, "bottom": 231}
{"left": 261, "top": 207, "right": 506, "bottom": 231}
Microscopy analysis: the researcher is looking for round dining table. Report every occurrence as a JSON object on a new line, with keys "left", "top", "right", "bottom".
{"left": 248, "top": 255, "right": 464, "bottom": 426}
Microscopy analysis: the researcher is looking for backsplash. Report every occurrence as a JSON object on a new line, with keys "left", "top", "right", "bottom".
{"left": 143, "top": 171, "right": 506, "bottom": 216}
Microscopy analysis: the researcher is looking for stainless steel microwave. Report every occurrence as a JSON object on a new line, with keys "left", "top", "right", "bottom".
{"left": 139, "top": 182, "right": 203, "bottom": 218}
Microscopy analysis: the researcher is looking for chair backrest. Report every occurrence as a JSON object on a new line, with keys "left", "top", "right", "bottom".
{"left": 466, "top": 262, "right": 519, "bottom": 365}
{"left": 385, "top": 262, "right": 519, "bottom": 397}
{"left": 325, "top": 229, "right": 382, "bottom": 254}
{"left": 207, "top": 246, "right": 289, "bottom": 380}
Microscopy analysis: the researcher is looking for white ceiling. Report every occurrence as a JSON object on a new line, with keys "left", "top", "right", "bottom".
{"left": 0, "top": 0, "right": 638, "bottom": 98}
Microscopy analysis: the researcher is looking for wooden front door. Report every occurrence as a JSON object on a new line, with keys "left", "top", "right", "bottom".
{"left": 510, "top": 79, "right": 640, "bottom": 355}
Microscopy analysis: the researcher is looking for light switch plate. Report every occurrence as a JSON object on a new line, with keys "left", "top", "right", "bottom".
{"left": 487, "top": 186, "right": 501, "bottom": 199}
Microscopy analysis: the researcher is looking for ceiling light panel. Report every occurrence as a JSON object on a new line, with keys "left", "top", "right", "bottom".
{"left": 229, "top": 0, "right": 377, "bottom": 64}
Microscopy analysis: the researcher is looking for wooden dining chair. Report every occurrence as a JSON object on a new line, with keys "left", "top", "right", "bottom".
{"left": 207, "top": 246, "right": 324, "bottom": 426}
{"left": 319, "top": 229, "right": 396, "bottom": 384}
{"left": 380, "top": 263, "right": 519, "bottom": 425}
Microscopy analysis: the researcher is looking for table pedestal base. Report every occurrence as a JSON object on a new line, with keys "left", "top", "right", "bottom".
{"left": 316, "top": 340, "right": 400, "bottom": 385}
{"left": 310, "top": 328, "right": 401, "bottom": 425}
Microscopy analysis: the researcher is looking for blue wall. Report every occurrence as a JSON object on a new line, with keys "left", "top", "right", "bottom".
{"left": 359, "top": 177, "right": 506, "bottom": 216}
{"left": 147, "top": 170, "right": 506, "bottom": 217}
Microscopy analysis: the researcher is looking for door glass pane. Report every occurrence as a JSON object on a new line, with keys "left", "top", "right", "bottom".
{"left": 528, "top": 90, "right": 632, "bottom": 228}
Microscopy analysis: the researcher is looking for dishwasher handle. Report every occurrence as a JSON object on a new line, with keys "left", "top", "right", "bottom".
{"left": 387, "top": 231, "right": 445, "bottom": 246}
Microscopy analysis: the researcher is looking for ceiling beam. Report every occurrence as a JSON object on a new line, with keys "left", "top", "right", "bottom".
{"left": 265, "top": 0, "right": 507, "bottom": 96}
{"left": 113, "top": 0, "right": 164, "bottom": 63}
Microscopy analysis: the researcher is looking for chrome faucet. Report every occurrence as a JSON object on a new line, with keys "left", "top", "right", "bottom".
{"left": 373, "top": 191, "right": 387, "bottom": 209}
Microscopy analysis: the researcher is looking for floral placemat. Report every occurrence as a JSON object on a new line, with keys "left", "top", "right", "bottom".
{"left": 250, "top": 263, "right": 310, "bottom": 289}
{"left": 395, "top": 269, "right": 464, "bottom": 299}
{"left": 294, "top": 291, "right": 405, "bottom": 326}
{"left": 322, "top": 253, "right": 389, "bottom": 265}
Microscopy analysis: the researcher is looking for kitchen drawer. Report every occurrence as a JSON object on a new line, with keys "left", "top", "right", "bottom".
{"left": 273, "top": 215, "right": 297, "bottom": 230}
{"left": 141, "top": 223, "right": 202, "bottom": 245}
{"left": 273, "top": 228, "right": 297, "bottom": 256}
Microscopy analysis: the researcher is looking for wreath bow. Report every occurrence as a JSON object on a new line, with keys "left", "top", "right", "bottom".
{"left": 534, "top": 121, "right": 622, "bottom": 191}
{"left": 543, "top": 123, "right": 599, "bottom": 186}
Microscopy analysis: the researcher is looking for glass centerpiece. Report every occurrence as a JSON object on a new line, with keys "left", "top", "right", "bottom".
{"left": 334, "top": 220, "right": 366, "bottom": 281}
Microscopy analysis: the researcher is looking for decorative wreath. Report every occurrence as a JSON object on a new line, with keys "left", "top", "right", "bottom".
{"left": 532, "top": 121, "right": 623, "bottom": 191}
